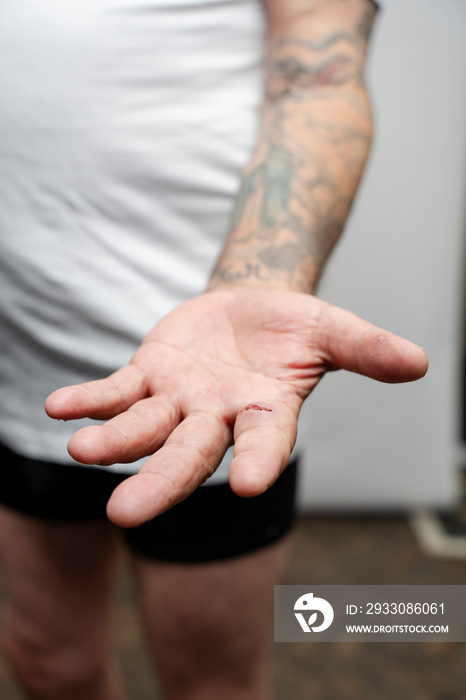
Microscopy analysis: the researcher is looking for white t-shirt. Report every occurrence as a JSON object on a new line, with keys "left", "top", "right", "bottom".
{"left": 0, "top": 0, "right": 265, "bottom": 480}
{"left": 0, "top": 0, "right": 383, "bottom": 480}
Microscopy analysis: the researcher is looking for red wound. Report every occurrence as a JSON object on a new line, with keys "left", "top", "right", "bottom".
{"left": 239, "top": 403, "right": 273, "bottom": 413}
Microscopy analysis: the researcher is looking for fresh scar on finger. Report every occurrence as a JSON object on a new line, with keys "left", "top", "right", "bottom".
{"left": 238, "top": 403, "right": 273, "bottom": 413}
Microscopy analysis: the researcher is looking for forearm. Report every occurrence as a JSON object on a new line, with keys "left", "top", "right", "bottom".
{"left": 209, "top": 0, "right": 378, "bottom": 294}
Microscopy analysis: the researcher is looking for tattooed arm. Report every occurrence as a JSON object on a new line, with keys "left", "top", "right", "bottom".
{"left": 209, "top": 0, "right": 378, "bottom": 293}
{"left": 46, "top": 0, "right": 428, "bottom": 526}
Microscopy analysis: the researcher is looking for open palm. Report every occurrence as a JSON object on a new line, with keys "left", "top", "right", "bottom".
{"left": 45, "top": 289, "right": 428, "bottom": 527}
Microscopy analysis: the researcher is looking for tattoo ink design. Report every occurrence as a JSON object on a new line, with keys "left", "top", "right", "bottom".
{"left": 210, "top": 7, "right": 375, "bottom": 294}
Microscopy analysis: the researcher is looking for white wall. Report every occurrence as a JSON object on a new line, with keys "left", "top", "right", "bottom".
{"left": 299, "top": 0, "right": 466, "bottom": 511}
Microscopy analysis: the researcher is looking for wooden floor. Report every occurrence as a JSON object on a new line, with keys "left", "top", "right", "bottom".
{"left": 1, "top": 513, "right": 466, "bottom": 699}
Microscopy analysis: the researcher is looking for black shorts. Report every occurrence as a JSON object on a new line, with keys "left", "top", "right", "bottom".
{"left": 0, "top": 442, "right": 297, "bottom": 563}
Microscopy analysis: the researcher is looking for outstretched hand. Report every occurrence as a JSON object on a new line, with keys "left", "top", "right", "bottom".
{"left": 45, "top": 289, "right": 428, "bottom": 527}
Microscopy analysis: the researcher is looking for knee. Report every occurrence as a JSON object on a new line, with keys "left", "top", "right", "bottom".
{"left": 152, "top": 625, "right": 271, "bottom": 700}
{"left": 157, "top": 663, "right": 271, "bottom": 700}
{"left": 2, "top": 625, "right": 109, "bottom": 700}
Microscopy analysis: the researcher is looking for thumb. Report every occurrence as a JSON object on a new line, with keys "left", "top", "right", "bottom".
{"left": 315, "top": 303, "right": 429, "bottom": 383}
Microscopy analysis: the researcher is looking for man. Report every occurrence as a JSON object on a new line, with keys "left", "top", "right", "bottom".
{"left": 0, "top": 0, "right": 427, "bottom": 698}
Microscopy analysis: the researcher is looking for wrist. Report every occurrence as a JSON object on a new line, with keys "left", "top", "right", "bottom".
{"left": 206, "top": 269, "right": 317, "bottom": 295}
{"left": 207, "top": 244, "right": 320, "bottom": 294}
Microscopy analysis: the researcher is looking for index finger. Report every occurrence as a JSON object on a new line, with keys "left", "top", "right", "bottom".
{"left": 228, "top": 399, "right": 299, "bottom": 498}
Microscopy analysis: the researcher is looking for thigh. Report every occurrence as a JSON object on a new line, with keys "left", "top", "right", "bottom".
{"left": 122, "top": 459, "right": 298, "bottom": 697}
{"left": 131, "top": 536, "right": 293, "bottom": 699}
{"left": 0, "top": 506, "right": 121, "bottom": 656}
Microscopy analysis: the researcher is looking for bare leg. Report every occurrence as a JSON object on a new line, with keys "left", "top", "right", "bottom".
{"left": 131, "top": 537, "right": 292, "bottom": 700}
{"left": 0, "top": 506, "right": 125, "bottom": 700}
